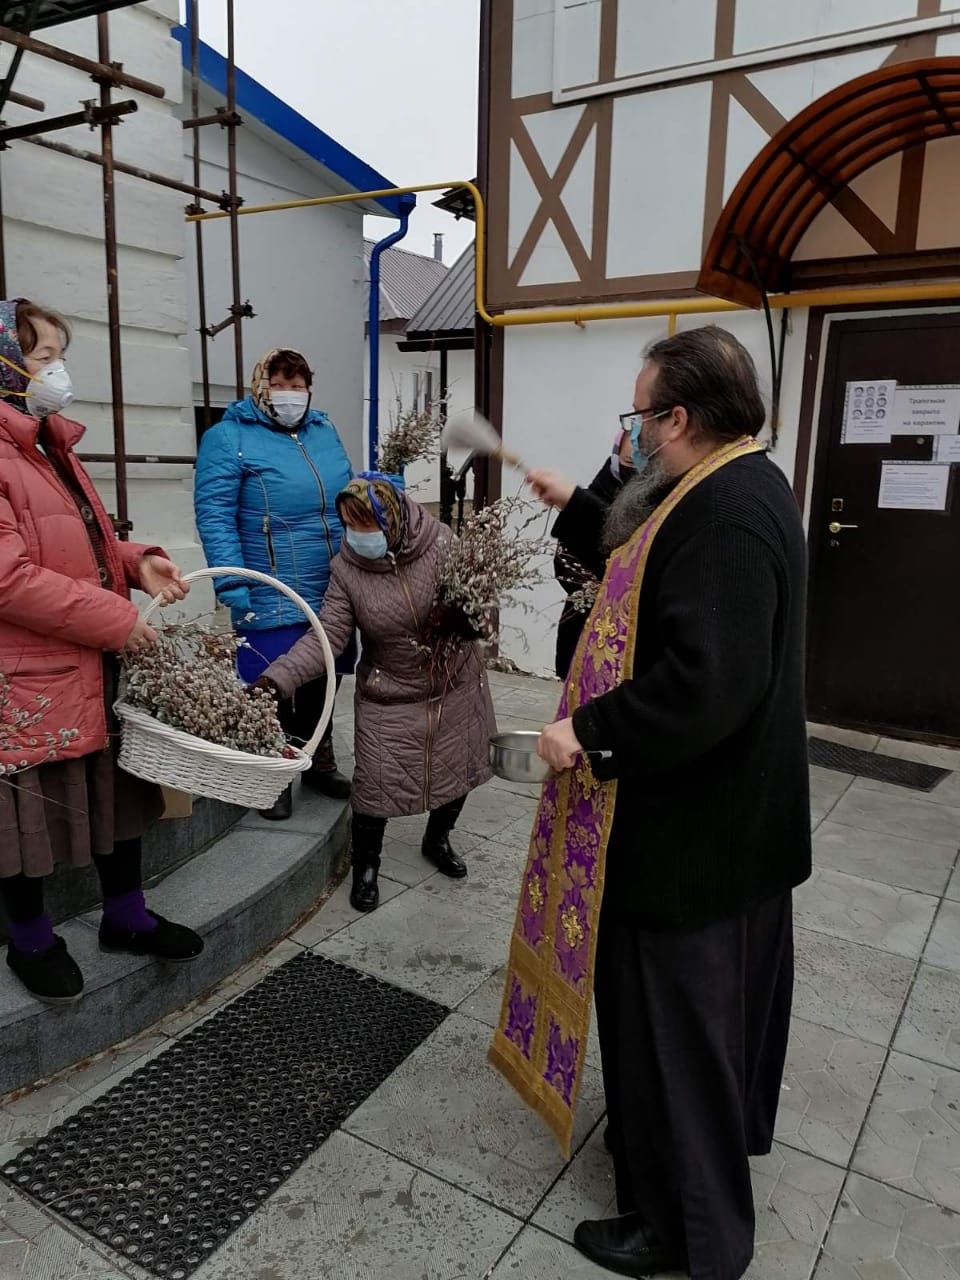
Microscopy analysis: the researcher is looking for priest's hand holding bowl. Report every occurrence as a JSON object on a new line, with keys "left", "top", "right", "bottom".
{"left": 537, "top": 717, "right": 583, "bottom": 771}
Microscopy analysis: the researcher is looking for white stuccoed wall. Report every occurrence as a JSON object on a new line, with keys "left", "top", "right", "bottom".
{"left": 1, "top": 1, "right": 199, "bottom": 603}
{"left": 497, "top": 308, "right": 811, "bottom": 677}
{"left": 179, "top": 97, "right": 366, "bottom": 472}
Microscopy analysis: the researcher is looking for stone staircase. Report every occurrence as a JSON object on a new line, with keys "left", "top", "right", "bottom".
{"left": 0, "top": 785, "right": 349, "bottom": 1094}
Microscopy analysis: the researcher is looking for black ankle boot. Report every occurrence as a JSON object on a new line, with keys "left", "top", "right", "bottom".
{"left": 350, "top": 812, "right": 385, "bottom": 912}
{"left": 421, "top": 831, "right": 467, "bottom": 878}
{"left": 422, "top": 797, "right": 468, "bottom": 878}
{"left": 259, "top": 782, "right": 293, "bottom": 821}
{"left": 350, "top": 863, "right": 380, "bottom": 912}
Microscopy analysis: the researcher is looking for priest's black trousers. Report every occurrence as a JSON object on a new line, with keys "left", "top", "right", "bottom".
{"left": 594, "top": 891, "right": 794, "bottom": 1280}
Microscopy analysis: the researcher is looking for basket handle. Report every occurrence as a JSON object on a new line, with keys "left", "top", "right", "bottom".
{"left": 139, "top": 565, "right": 336, "bottom": 759}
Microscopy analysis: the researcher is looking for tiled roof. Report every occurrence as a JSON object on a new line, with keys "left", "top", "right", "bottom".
{"left": 406, "top": 242, "right": 475, "bottom": 335}
{"left": 363, "top": 240, "right": 449, "bottom": 323}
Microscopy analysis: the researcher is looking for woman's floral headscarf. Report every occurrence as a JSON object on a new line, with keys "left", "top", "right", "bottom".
{"left": 250, "top": 347, "right": 309, "bottom": 418}
{"left": 0, "top": 299, "right": 30, "bottom": 404}
{"left": 337, "top": 471, "right": 407, "bottom": 549}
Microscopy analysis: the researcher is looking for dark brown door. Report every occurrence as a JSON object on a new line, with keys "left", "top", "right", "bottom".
{"left": 807, "top": 313, "right": 960, "bottom": 744}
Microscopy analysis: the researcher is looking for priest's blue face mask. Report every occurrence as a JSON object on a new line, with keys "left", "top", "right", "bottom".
{"left": 620, "top": 408, "right": 670, "bottom": 472}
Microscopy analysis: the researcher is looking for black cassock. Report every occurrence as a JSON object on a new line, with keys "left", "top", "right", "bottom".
{"left": 595, "top": 891, "right": 794, "bottom": 1280}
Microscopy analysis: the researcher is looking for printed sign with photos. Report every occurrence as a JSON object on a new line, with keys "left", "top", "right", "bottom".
{"left": 842, "top": 379, "right": 896, "bottom": 444}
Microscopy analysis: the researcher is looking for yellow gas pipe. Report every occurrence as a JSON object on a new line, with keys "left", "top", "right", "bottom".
{"left": 186, "top": 181, "right": 960, "bottom": 329}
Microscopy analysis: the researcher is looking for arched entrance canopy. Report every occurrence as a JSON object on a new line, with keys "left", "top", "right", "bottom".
{"left": 698, "top": 58, "right": 960, "bottom": 307}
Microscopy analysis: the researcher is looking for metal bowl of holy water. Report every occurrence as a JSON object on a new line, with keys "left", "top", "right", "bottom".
{"left": 489, "top": 731, "right": 553, "bottom": 785}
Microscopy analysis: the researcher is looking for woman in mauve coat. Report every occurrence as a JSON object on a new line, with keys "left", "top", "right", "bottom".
{"left": 261, "top": 473, "right": 497, "bottom": 913}
{"left": 0, "top": 298, "right": 202, "bottom": 1005}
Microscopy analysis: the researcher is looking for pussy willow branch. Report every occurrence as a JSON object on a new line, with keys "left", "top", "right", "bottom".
{"left": 0, "top": 667, "right": 79, "bottom": 776}
{"left": 121, "top": 620, "right": 287, "bottom": 757}
{"left": 378, "top": 397, "right": 445, "bottom": 475}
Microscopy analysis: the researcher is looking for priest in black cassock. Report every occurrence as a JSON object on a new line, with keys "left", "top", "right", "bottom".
{"left": 528, "top": 326, "right": 811, "bottom": 1280}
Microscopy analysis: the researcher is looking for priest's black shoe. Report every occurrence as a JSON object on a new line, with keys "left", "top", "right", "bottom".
{"left": 573, "top": 1213, "right": 687, "bottom": 1277}
{"left": 421, "top": 833, "right": 467, "bottom": 878}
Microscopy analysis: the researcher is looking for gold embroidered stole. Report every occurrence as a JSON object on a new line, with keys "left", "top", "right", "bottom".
{"left": 488, "top": 437, "right": 765, "bottom": 1154}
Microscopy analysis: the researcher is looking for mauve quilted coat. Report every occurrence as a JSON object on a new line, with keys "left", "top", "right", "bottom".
{"left": 0, "top": 403, "right": 162, "bottom": 772}
{"left": 266, "top": 498, "right": 497, "bottom": 818}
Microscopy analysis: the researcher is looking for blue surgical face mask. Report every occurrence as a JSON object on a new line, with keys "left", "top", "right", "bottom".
{"left": 629, "top": 410, "right": 670, "bottom": 473}
{"left": 346, "top": 528, "right": 388, "bottom": 560}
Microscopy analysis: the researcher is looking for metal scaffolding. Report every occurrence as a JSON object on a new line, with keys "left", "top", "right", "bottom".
{"left": 0, "top": 0, "right": 251, "bottom": 536}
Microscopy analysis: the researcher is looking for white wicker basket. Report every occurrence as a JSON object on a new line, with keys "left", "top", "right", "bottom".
{"left": 115, "top": 566, "right": 336, "bottom": 810}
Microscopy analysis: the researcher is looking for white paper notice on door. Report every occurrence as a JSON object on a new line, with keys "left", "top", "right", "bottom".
{"left": 842, "top": 379, "right": 896, "bottom": 444}
{"left": 935, "top": 435, "right": 960, "bottom": 464}
{"left": 890, "top": 385, "right": 960, "bottom": 436}
{"left": 878, "top": 462, "right": 951, "bottom": 511}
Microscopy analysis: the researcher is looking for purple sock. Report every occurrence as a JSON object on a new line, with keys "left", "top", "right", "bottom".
{"left": 102, "top": 889, "right": 157, "bottom": 934}
{"left": 9, "top": 913, "right": 56, "bottom": 954}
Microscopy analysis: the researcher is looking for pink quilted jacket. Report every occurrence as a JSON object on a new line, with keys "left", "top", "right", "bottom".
{"left": 0, "top": 403, "right": 163, "bottom": 771}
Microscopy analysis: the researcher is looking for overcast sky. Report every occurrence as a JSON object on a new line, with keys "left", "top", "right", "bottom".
{"left": 190, "top": 0, "right": 480, "bottom": 266}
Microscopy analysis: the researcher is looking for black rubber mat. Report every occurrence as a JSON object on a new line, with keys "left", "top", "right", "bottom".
{"left": 1, "top": 953, "right": 447, "bottom": 1279}
{"left": 809, "top": 736, "right": 950, "bottom": 791}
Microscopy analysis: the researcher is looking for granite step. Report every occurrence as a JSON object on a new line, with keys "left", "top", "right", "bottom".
{"left": 0, "top": 796, "right": 246, "bottom": 944}
{"left": 0, "top": 791, "right": 349, "bottom": 1095}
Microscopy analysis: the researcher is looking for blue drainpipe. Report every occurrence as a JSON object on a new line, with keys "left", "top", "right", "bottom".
{"left": 368, "top": 194, "right": 416, "bottom": 469}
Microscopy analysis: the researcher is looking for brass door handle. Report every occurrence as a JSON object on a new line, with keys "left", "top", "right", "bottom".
{"left": 828, "top": 522, "right": 859, "bottom": 533}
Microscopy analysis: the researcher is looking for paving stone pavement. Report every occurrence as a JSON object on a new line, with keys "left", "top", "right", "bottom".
{"left": 0, "top": 670, "right": 958, "bottom": 1280}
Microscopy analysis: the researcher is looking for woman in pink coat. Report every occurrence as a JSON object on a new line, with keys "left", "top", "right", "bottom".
{"left": 0, "top": 298, "right": 203, "bottom": 1004}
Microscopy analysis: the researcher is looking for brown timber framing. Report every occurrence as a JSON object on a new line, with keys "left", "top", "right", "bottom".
{"left": 0, "top": 2, "right": 251, "bottom": 531}
{"left": 487, "top": 0, "right": 956, "bottom": 311}
{"left": 474, "top": 0, "right": 499, "bottom": 510}
{"left": 486, "top": 0, "right": 702, "bottom": 308}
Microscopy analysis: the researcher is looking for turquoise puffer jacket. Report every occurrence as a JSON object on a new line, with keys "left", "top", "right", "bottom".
{"left": 194, "top": 396, "right": 353, "bottom": 630}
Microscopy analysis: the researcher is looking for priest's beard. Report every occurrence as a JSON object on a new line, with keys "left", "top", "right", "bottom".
{"left": 602, "top": 456, "right": 671, "bottom": 554}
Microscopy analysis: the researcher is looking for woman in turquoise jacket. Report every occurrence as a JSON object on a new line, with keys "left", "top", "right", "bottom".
{"left": 194, "top": 347, "right": 355, "bottom": 819}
